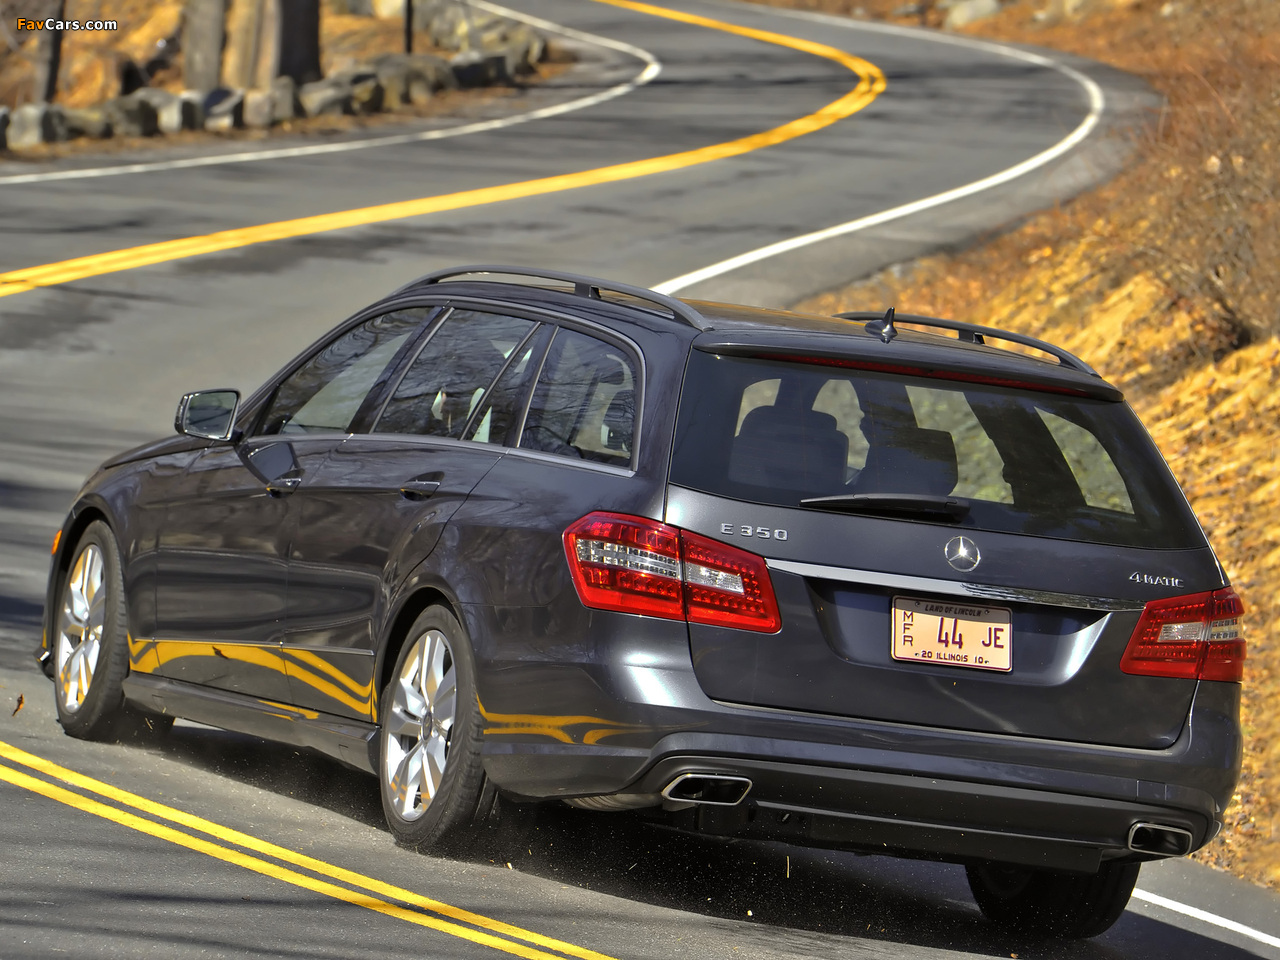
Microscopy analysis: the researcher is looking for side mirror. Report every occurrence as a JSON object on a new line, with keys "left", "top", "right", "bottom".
{"left": 175, "top": 389, "right": 240, "bottom": 441}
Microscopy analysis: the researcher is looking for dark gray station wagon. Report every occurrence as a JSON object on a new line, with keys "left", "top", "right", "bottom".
{"left": 40, "top": 266, "right": 1245, "bottom": 939}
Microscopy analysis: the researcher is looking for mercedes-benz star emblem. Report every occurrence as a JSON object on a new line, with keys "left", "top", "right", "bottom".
{"left": 944, "top": 536, "right": 981, "bottom": 573}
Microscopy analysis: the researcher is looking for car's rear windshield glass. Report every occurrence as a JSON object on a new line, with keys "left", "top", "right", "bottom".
{"left": 670, "top": 352, "right": 1204, "bottom": 549}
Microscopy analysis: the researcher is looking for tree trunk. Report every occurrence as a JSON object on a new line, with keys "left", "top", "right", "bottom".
{"left": 183, "top": 0, "right": 228, "bottom": 92}
{"left": 32, "top": 0, "right": 67, "bottom": 103}
{"left": 278, "top": 0, "right": 322, "bottom": 85}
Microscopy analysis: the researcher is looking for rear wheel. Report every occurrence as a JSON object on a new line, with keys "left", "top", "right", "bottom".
{"left": 53, "top": 521, "right": 171, "bottom": 741}
{"left": 966, "top": 860, "right": 1140, "bottom": 939}
{"left": 378, "top": 606, "right": 489, "bottom": 852}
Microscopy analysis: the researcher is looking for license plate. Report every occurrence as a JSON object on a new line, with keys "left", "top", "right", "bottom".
{"left": 891, "top": 596, "right": 1012, "bottom": 672}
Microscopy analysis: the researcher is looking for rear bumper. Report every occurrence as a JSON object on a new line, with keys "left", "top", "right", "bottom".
{"left": 480, "top": 685, "right": 1238, "bottom": 873}
{"left": 468, "top": 605, "right": 1241, "bottom": 872}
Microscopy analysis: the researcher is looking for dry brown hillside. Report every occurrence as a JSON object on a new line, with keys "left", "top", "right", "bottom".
{"left": 747, "top": 0, "right": 1280, "bottom": 886}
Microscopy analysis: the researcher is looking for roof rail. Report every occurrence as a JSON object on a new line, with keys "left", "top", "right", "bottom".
{"left": 833, "top": 311, "right": 1099, "bottom": 377}
{"left": 394, "top": 265, "right": 707, "bottom": 329}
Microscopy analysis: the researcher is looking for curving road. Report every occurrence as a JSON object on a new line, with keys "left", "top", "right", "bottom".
{"left": 2, "top": 1, "right": 1278, "bottom": 957}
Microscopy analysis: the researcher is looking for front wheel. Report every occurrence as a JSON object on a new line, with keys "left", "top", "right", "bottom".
{"left": 967, "top": 859, "right": 1140, "bottom": 939}
{"left": 377, "top": 606, "right": 489, "bottom": 852}
{"left": 53, "top": 520, "right": 170, "bottom": 741}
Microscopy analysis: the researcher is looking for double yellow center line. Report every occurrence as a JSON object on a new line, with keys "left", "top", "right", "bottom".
{"left": 0, "top": 0, "right": 885, "bottom": 299}
{"left": 0, "top": 738, "right": 614, "bottom": 960}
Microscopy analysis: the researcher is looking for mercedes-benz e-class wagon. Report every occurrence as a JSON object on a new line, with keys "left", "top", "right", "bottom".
{"left": 40, "top": 266, "right": 1245, "bottom": 939}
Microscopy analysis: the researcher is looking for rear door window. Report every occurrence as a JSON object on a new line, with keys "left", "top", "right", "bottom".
{"left": 374, "top": 309, "right": 538, "bottom": 438}
{"left": 670, "top": 351, "right": 1203, "bottom": 548}
{"left": 519, "top": 329, "right": 638, "bottom": 467}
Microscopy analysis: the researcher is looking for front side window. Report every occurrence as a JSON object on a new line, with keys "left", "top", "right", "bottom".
{"left": 520, "top": 329, "right": 638, "bottom": 467}
{"left": 375, "top": 310, "right": 537, "bottom": 438}
{"left": 257, "top": 309, "right": 429, "bottom": 436}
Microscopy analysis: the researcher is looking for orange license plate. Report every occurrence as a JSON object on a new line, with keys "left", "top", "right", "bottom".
{"left": 891, "top": 596, "right": 1012, "bottom": 672}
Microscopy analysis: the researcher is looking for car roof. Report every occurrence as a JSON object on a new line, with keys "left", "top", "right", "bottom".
{"left": 392, "top": 266, "right": 1120, "bottom": 401}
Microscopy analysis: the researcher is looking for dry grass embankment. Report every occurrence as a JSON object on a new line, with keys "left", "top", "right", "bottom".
{"left": 757, "top": 0, "right": 1280, "bottom": 886}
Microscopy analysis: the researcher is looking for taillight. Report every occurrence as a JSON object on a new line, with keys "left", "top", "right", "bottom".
{"left": 564, "top": 512, "right": 781, "bottom": 633}
{"left": 1120, "top": 588, "right": 1246, "bottom": 682}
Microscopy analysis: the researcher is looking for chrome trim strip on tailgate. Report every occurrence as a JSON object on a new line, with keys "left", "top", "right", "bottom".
{"left": 766, "top": 559, "right": 1141, "bottom": 612}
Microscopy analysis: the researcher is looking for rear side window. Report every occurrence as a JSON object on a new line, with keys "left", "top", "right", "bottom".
{"left": 669, "top": 351, "right": 1203, "bottom": 549}
{"left": 375, "top": 310, "right": 537, "bottom": 438}
{"left": 520, "top": 329, "right": 637, "bottom": 467}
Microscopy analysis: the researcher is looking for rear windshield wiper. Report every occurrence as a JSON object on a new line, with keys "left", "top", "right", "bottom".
{"left": 798, "top": 493, "right": 971, "bottom": 522}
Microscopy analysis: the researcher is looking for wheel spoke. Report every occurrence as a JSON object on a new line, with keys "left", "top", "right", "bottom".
{"left": 397, "top": 671, "right": 426, "bottom": 721}
{"left": 432, "top": 672, "right": 457, "bottom": 733}
{"left": 393, "top": 742, "right": 426, "bottom": 818}
{"left": 385, "top": 701, "right": 420, "bottom": 739}
{"left": 422, "top": 732, "right": 447, "bottom": 800}
{"left": 422, "top": 632, "right": 448, "bottom": 704}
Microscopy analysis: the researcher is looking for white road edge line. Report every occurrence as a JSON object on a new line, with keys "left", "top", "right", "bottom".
{"left": 0, "top": 0, "right": 660, "bottom": 187}
{"left": 1132, "top": 888, "right": 1280, "bottom": 950}
{"left": 658, "top": 5, "right": 1279, "bottom": 950}
{"left": 652, "top": 5, "right": 1104, "bottom": 295}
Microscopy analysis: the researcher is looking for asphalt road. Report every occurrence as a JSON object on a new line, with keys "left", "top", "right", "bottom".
{"left": 1, "top": 0, "right": 1278, "bottom": 957}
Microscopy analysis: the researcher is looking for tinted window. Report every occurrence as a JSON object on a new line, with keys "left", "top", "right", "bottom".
{"left": 670, "top": 351, "right": 1203, "bottom": 548}
{"left": 258, "top": 309, "right": 428, "bottom": 435}
{"left": 463, "top": 327, "right": 549, "bottom": 446}
{"left": 520, "top": 329, "right": 637, "bottom": 467}
{"left": 375, "top": 310, "right": 537, "bottom": 438}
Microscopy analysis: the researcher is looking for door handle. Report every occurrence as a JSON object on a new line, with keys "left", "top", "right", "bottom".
{"left": 266, "top": 476, "right": 302, "bottom": 497}
{"left": 399, "top": 480, "right": 441, "bottom": 501}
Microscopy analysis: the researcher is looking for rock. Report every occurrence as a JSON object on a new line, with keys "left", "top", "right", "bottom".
{"left": 178, "top": 90, "right": 206, "bottom": 130}
{"left": 271, "top": 75, "right": 302, "bottom": 121}
{"left": 7, "top": 104, "right": 69, "bottom": 147}
{"left": 349, "top": 75, "right": 384, "bottom": 115}
{"left": 406, "top": 52, "right": 457, "bottom": 90}
{"left": 243, "top": 88, "right": 275, "bottom": 128}
{"left": 428, "top": 2, "right": 501, "bottom": 51}
{"left": 298, "top": 77, "right": 353, "bottom": 117}
{"left": 132, "top": 88, "right": 188, "bottom": 134}
{"left": 502, "top": 24, "right": 544, "bottom": 75}
{"left": 371, "top": 53, "right": 453, "bottom": 107}
{"left": 0, "top": 107, "right": 8, "bottom": 150}
{"left": 104, "top": 93, "right": 160, "bottom": 137}
{"left": 944, "top": 0, "right": 1002, "bottom": 28}
{"left": 62, "top": 106, "right": 112, "bottom": 139}
{"left": 891, "top": 2, "right": 925, "bottom": 14}
{"left": 451, "top": 49, "right": 510, "bottom": 88}
{"left": 203, "top": 88, "right": 245, "bottom": 131}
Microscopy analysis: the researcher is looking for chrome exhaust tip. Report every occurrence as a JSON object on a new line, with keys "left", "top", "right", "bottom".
{"left": 1128, "top": 822, "right": 1194, "bottom": 857}
{"left": 661, "top": 773, "right": 752, "bottom": 806}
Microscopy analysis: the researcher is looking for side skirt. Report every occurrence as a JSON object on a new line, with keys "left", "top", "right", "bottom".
{"left": 122, "top": 673, "right": 378, "bottom": 774}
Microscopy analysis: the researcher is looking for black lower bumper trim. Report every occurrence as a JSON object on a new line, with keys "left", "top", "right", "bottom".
{"left": 634, "top": 755, "right": 1208, "bottom": 873}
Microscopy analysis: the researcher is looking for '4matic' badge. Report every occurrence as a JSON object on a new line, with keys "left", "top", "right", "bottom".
{"left": 944, "top": 536, "right": 981, "bottom": 573}
{"left": 1129, "top": 572, "right": 1184, "bottom": 587}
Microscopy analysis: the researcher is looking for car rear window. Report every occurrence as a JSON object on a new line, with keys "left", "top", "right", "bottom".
{"left": 669, "top": 351, "right": 1204, "bottom": 549}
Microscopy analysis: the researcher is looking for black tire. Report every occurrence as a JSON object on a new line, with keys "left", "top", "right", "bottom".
{"left": 966, "top": 860, "right": 1140, "bottom": 939}
{"left": 52, "top": 521, "right": 172, "bottom": 742}
{"left": 377, "top": 605, "right": 490, "bottom": 852}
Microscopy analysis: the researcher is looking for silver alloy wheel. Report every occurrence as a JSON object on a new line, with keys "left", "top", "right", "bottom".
{"left": 383, "top": 628, "right": 458, "bottom": 822}
{"left": 55, "top": 543, "right": 107, "bottom": 713}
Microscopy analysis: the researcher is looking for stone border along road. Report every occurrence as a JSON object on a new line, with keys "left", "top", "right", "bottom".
{"left": 0, "top": 0, "right": 661, "bottom": 186}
